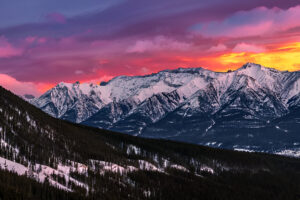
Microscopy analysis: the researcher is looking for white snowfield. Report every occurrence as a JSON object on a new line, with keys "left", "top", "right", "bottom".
{"left": 0, "top": 156, "right": 28, "bottom": 176}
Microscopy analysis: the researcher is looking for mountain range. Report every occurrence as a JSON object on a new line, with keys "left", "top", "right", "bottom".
{"left": 31, "top": 63, "right": 300, "bottom": 155}
{"left": 2, "top": 83, "right": 300, "bottom": 199}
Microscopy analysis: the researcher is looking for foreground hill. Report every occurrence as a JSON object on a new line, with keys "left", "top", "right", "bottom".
{"left": 1, "top": 86, "right": 300, "bottom": 199}
{"left": 31, "top": 63, "right": 300, "bottom": 154}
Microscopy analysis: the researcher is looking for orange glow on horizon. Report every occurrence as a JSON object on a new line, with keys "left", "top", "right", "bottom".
{"left": 212, "top": 42, "right": 300, "bottom": 71}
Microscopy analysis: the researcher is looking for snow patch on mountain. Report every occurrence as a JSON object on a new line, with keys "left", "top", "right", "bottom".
{"left": 275, "top": 149, "right": 300, "bottom": 158}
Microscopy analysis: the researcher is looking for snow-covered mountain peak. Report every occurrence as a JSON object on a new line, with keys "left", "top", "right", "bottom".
{"left": 56, "top": 82, "right": 71, "bottom": 88}
{"left": 234, "top": 63, "right": 287, "bottom": 93}
{"left": 32, "top": 63, "right": 300, "bottom": 126}
{"left": 240, "top": 62, "right": 262, "bottom": 69}
{"left": 238, "top": 62, "right": 282, "bottom": 73}
{"left": 238, "top": 63, "right": 269, "bottom": 75}
{"left": 31, "top": 81, "right": 107, "bottom": 122}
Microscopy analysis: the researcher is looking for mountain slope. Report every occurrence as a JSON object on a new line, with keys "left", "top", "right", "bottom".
{"left": 3, "top": 86, "right": 300, "bottom": 199}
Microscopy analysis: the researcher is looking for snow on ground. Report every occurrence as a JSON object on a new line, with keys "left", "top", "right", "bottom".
{"left": 138, "top": 160, "right": 164, "bottom": 172}
{"left": 169, "top": 164, "right": 189, "bottom": 172}
{"left": 126, "top": 144, "right": 141, "bottom": 155}
{"left": 48, "top": 179, "right": 72, "bottom": 192}
{"left": 0, "top": 156, "right": 28, "bottom": 175}
{"left": 58, "top": 160, "right": 88, "bottom": 174}
{"left": 143, "top": 190, "right": 151, "bottom": 198}
{"left": 275, "top": 149, "right": 300, "bottom": 158}
{"left": 0, "top": 156, "right": 88, "bottom": 192}
{"left": 89, "top": 159, "right": 137, "bottom": 175}
{"left": 0, "top": 139, "right": 20, "bottom": 155}
{"left": 25, "top": 113, "right": 37, "bottom": 128}
{"left": 234, "top": 148, "right": 255, "bottom": 153}
{"left": 90, "top": 158, "right": 177, "bottom": 175}
{"left": 200, "top": 166, "right": 214, "bottom": 174}
{"left": 34, "top": 164, "right": 89, "bottom": 192}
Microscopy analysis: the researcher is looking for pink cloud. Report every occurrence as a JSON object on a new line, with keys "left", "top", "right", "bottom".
{"left": 0, "top": 74, "right": 43, "bottom": 96}
{"left": 0, "top": 36, "right": 23, "bottom": 58}
{"left": 227, "top": 21, "right": 273, "bottom": 38}
{"left": 25, "top": 36, "right": 47, "bottom": 44}
{"left": 194, "top": 5, "right": 300, "bottom": 38}
{"left": 232, "top": 43, "right": 265, "bottom": 53}
{"left": 126, "top": 36, "right": 193, "bottom": 53}
{"left": 37, "top": 37, "right": 47, "bottom": 44}
{"left": 208, "top": 44, "right": 227, "bottom": 52}
{"left": 25, "top": 36, "right": 37, "bottom": 44}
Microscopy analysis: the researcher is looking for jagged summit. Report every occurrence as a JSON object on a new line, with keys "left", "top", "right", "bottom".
{"left": 240, "top": 62, "right": 262, "bottom": 69}
{"left": 238, "top": 62, "right": 281, "bottom": 73}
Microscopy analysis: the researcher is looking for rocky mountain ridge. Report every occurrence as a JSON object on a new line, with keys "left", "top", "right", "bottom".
{"left": 31, "top": 63, "right": 300, "bottom": 153}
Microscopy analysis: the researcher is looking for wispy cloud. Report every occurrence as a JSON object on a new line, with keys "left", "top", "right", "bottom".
{"left": 208, "top": 44, "right": 228, "bottom": 52}
{"left": 0, "top": 36, "right": 23, "bottom": 58}
{"left": 232, "top": 43, "right": 265, "bottom": 53}
{"left": 127, "top": 36, "right": 193, "bottom": 53}
{"left": 192, "top": 6, "right": 300, "bottom": 38}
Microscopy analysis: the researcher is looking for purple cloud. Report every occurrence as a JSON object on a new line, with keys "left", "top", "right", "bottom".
{"left": 45, "top": 12, "right": 66, "bottom": 24}
{"left": 192, "top": 6, "right": 300, "bottom": 38}
{"left": 0, "top": 36, "right": 23, "bottom": 58}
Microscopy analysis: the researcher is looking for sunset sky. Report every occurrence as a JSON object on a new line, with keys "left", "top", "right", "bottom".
{"left": 1, "top": 0, "right": 300, "bottom": 96}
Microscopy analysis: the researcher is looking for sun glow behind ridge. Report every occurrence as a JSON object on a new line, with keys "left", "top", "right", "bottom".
{"left": 214, "top": 42, "right": 300, "bottom": 71}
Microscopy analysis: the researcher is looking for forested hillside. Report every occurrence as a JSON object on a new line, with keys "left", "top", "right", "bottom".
{"left": 1, "top": 85, "right": 300, "bottom": 200}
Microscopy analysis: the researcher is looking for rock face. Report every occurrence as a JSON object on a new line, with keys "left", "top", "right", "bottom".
{"left": 32, "top": 63, "right": 300, "bottom": 152}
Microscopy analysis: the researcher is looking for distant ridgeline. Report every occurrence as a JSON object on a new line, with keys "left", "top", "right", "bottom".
{"left": 1, "top": 81, "right": 300, "bottom": 199}
{"left": 31, "top": 63, "right": 300, "bottom": 155}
